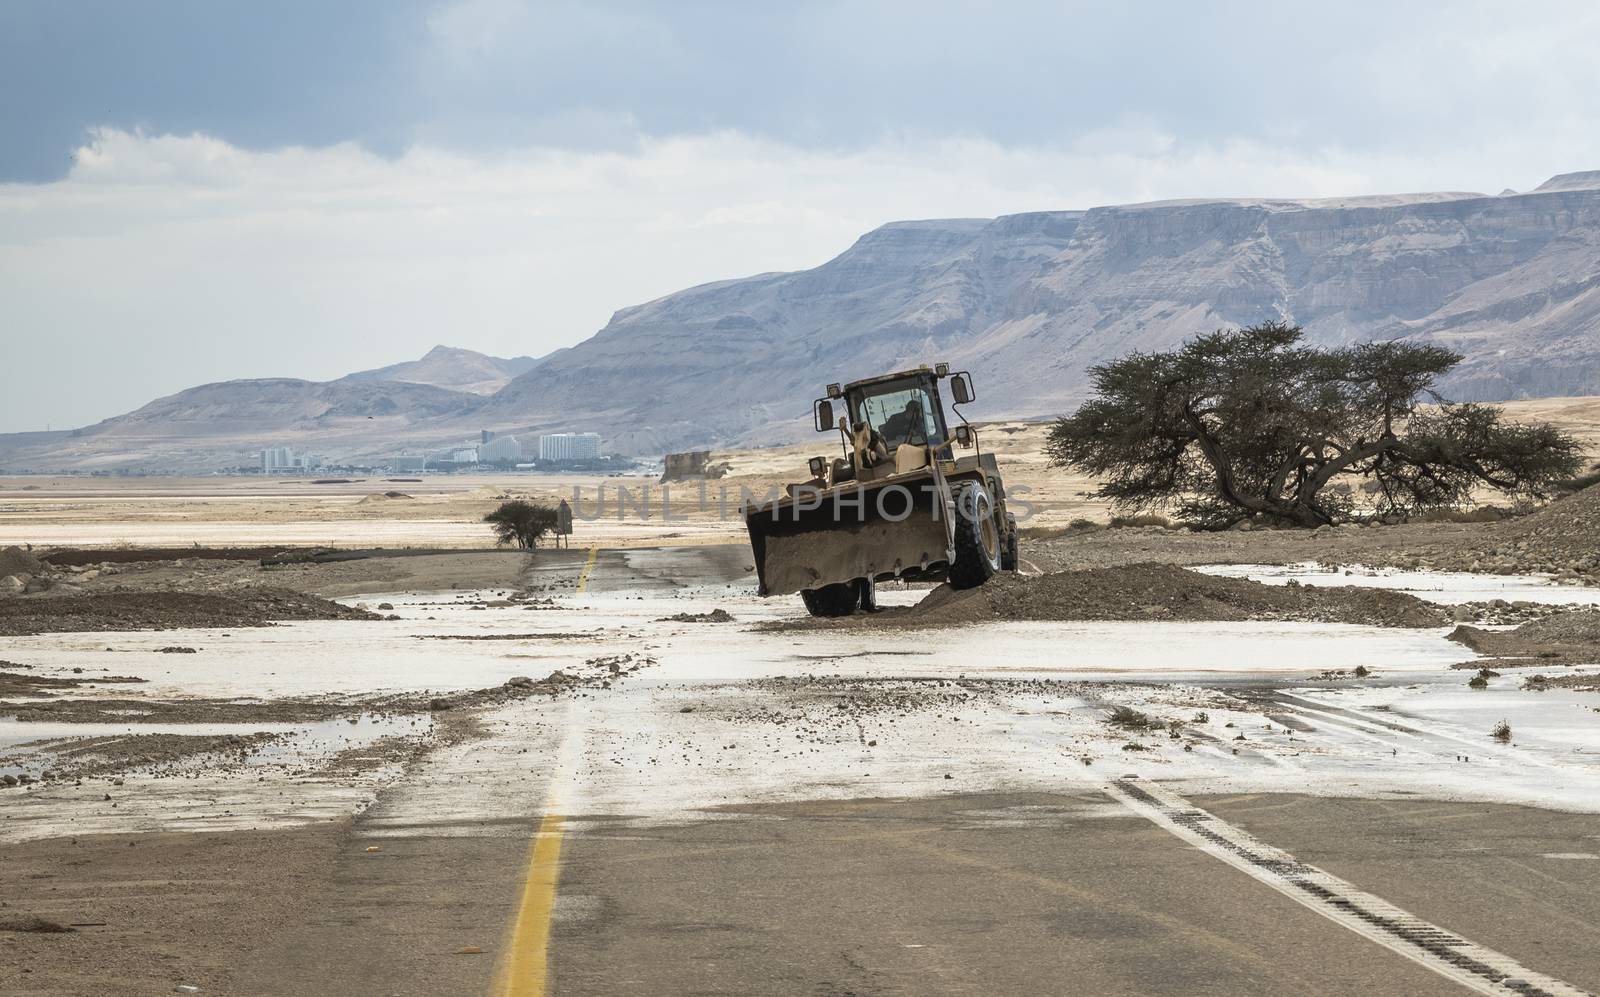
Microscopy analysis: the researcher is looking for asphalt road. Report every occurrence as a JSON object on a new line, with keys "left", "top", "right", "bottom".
{"left": 13, "top": 544, "right": 1597, "bottom": 997}
{"left": 231, "top": 548, "right": 1600, "bottom": 996}
{"left": 230, "top": 787, "right": 1600, "bottom": 997}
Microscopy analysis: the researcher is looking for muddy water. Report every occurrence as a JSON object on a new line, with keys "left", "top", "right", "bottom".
{"left": 6, "top": 567, "right": 1600, "bottom": 844}
{"left": 1195, "top": 561, "right": 1600, "bottom": 606}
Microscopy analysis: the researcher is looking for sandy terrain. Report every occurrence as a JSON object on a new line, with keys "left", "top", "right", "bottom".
{"left": 4, "top": 395, "right": 1597, "bottom": 553}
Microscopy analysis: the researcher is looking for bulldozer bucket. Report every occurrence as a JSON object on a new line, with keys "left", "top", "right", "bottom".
{"left": 745, "top": 476, "right": 952, "bottom": 596}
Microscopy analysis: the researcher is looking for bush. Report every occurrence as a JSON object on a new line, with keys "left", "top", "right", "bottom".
{"left": 1467, "top": 674, "right": 1488, "bottom": 689}
{"left": 1491, "top": 719, "right": 1512, "bottom": 742}
{"left": 1105, "top": 706, "right": 1157, "bottom": 729}
{"left": 1108, "top": 513, "right": 1171, "bottom": 529}
{"left": 484, "top": 500, "right": 559, "bottom": 550}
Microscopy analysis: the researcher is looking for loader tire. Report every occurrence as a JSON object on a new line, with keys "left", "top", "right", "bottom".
{"left": 949, "top": 482, "right": 1001, "bottom": 589}
{"left": 801, "top": 582, "right": 860, "bottom": 617}
{"left": 1001, "top": 513, "right": 1019, "bottom": 571}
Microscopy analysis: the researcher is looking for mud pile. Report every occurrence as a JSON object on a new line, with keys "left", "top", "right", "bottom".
{"left": 1444, "top": 483, "right": 1600, "bottom": 578}
{"left": 0, "top": 546, "right": 44, "bottom": 577}
{"left": 907, "top": 564, "right": 1447, "bottom": 628}
{"left": 0, "top": 588, "right": 379, "bottom": 637}
{"left": 1449, "top": 608, "right": 1600, "bottom": 668}
{"left": 1512, "top": 609, "right": 1600, "bottom": 643}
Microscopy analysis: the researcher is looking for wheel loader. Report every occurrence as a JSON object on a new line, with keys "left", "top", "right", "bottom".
{"left": 743, "top": 363, "right": 1019, "bottom": 616}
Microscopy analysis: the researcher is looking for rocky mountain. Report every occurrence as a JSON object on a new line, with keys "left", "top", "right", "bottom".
{"left": 5, "top": 172, "right": 1600, "bottom": 469}
{"left": 494, "top": 172, "right": 1600, "bottom": 452}
{"left": 346, "top": 345, "right": 545, "bottom": 395}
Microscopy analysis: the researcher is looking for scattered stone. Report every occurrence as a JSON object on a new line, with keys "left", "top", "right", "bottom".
{"left": 656, "top": 609, "right": 735, "bottom": 623}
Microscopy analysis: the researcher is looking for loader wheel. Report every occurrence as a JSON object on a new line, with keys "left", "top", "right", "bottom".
{"left": 801, "top": 582, "right": 860, "bottom": 617}
{"left": 949, "top": 482, "right": 1001, "bottom": 589}
{"left": 1001, "top": 513, "right": 1019, "bottom": 572}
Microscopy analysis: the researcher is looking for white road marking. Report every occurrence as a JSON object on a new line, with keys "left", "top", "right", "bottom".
{"left": 1105, "top": 778, "right": 1592, "bottom": 997}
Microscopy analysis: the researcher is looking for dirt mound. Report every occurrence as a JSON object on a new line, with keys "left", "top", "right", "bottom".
{"left": 40, "top": 546, "right": 294, "bottom": 567}
{"left": 902, "top": 564, "right": 1446, "bottom": 628}
{"left": 1512, "top": 609, "right": 1600, "bottom": 643}
{"left": 1467, "top": 483, "right": 1600, "bottom": 577}
{"left": 1448, "top": 609, "right": 1600, "bottom": 668}
{"left": 0, "top": 588, "right": 379, "bottom": 637}
{"left": 0, "top": 545, "right": 43, "bottom": 577}
{"left": 656, "top": 609, "right": 735, "bottom": 623}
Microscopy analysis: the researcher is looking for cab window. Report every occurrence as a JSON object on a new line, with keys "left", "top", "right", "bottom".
{"left": 852, "top": 379, "right": 942, "bottom": 449}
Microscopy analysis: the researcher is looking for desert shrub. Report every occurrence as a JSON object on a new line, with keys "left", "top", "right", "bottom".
{"left": 484, "top": 500, "right": 559, "bottom": 550}
{"left": 1108, "top": 513, "right": 1171, "bottom": 529}
{"left": 1490, "top": 719, "right": 1512, "bottom": 742}
{"left": 1467, "top": 674, "right": 1488, "bottom": 689}
{"left": 1105, "top": 706, "right": 1157, "bottom": 729}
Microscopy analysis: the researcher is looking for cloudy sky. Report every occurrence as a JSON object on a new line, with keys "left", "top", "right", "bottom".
{"left": 3, "top": 0, "right": 1599, "bottom": 432}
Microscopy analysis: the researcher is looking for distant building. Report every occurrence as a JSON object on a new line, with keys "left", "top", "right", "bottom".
{"left": 480, "top": 429, "right": 496, "bottom": 444}
{"left": 392, "top": 455, "right": 428, "bottom": 472}
{"left": 537, "top": 433, "right": 602, "bottom": 461}
{"left": 452, "top": 447, "right": 480, "bottom": 464}
{"left": 261, "top": 446, "right": 318, "bottom": 472}
{"left": 479, "top": 434, "right": 522, "bottom": 462}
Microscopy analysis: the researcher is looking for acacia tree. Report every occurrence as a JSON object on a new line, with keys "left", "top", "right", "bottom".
{"left": 1045, "top": 322, "right": 1583, "bottom": 528}
{"left": 484, "top": 499, "right": 560, "bottom": 549}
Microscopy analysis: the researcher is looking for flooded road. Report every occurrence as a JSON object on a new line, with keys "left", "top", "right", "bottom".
{"left": 5, "top": 545, "right": 1600, "bottom": 995}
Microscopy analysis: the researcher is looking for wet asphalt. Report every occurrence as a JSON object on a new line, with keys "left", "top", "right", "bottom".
{"left": 232, "top": 546, "right": 1600, "bottom": 997}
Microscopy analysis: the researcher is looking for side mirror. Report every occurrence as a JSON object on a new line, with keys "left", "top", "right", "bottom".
{"left": 950, "top": 373, "right": 974, "bottom": 405}
{"left": 955, "top": 425, "right": 973, "bottom": 448}
{"left": 814, "top": 399, "right": 834, "bottom": 432}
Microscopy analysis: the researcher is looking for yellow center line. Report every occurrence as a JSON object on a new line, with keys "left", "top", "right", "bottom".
{"left": 575, "top": 545, "right": 599, "bottom": 593}
{"left": 495, "top": 813, "right": 567, "bottom": 997}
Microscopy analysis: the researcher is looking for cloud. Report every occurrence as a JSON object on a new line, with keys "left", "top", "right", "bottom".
{"left": 2, "top": 123, "right": 1598, "bottom": 433}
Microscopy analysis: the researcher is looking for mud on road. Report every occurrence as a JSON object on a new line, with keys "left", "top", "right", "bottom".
{"left": 769, "top": 563, "right": 1448, "bottom": 631}
{"left": 0, "top": 588, "right": 379, "bottom": 637}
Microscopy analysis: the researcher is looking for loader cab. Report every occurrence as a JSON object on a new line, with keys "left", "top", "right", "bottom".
{"left": 846, "top": 373, "right": 948, "bottom": 453}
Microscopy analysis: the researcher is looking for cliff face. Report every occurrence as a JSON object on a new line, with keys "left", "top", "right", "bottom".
{"left": 491, "top": 177, "right": 1600, "bottom": 450}
{"left": 483, "top": 211, "right": 1086, "bottom": 450}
